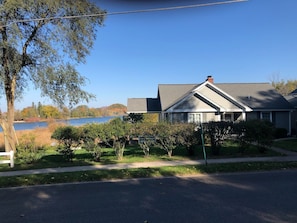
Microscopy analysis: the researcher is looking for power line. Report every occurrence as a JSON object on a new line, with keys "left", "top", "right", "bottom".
{"left": 108, "top": 0, "right": 247, "bottom": 15}
{"left": 0, "top": 0, "right": 247, "bottom": 28}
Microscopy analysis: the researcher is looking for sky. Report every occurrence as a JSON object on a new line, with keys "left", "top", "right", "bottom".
{"left": 2, "top": 0, "right": 297, "bottom": 111}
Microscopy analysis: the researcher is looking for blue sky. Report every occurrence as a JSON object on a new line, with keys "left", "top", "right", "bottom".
{"left": 4, "top": 0, "right": 297, "bottom": 111}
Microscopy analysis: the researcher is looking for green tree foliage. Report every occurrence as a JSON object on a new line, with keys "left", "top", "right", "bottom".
{"left": 153, "top": 122, "right": 181, "bottom": 157}
{"left": 133, "top": 122, "right": 200, "bottom": 157}
{"left": 40, "top": 105, "right": 61, "bottom": 119}
{"left": 203, "top": 122, "right": 233, "bottom": 155}
{"left": 125, "top": 113, "right": 144, "bottom": 123}
{"left": 51, "top": 126, "right": 82, "bottom": 161}
{"left": 80, "top": 123, "right": 103, "bottom": 162}
{"left": 132, "top": 122, "right": 156, "bottom": 157}
{"left": 106, "top": 118, "right": 131, "bottom": 160}
{"left": 234, "top": 120, "right": 275, "bottom": 153}
{"left": 0, "top": 0, "right": 105, "bottom": 152}
{"left": 177, "top": 123, "right": 200, "bottom": 156}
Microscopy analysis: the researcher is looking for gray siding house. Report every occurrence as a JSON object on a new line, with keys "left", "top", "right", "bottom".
{"left": 285, "top": 89, "right": 297, "bottom": 135}
{"left": 127, "top": 76, "right": 294, "bottom": 135}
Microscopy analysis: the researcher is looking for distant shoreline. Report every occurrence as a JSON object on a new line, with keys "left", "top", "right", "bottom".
{"left": 13, "top": 115, "right": 124, "bottom": 124}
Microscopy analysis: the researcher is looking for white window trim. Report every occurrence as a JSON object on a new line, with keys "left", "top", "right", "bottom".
{"left": 188, "top": 113, "right": 203, "bottom": 124}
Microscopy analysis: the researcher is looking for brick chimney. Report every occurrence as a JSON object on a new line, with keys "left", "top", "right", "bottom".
{"left": 206, "top": 75, "right": 214, "bottom": 83}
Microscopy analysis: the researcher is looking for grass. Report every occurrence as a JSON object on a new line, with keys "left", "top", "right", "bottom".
{"left": 1, "top": 161, "right": 297, "bottom": 188}
{"left": 273, "top": 138, "right": 297, "bottom": 152}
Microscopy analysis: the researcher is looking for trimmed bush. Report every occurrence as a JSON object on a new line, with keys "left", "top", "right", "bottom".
{"left": 234, "top": 120, "right": 275, "bottom": 153}
{"left": 51, "top": 126, "right": 82, "bottom": 161}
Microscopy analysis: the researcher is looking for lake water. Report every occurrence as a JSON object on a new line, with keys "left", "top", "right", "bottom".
{"left": 0, "top": 116, "right": 117, "bottom": 132}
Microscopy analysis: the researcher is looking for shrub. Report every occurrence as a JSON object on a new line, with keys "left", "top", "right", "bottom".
{"left": 138, "top": 136, "right": 155, "bottom": 157}
{"left": 124, "top": 113, "right": 143, "bottom": 123}
{"left": 203, "top": 122, "right": 233, "bottom": 155}
{"left": 51, "top": 126, "right": 82, "bottom": 161}
{"left": 153, "top": 122, "right": 181, "bottom": 157}
{"left": 16, "top": 133, "right": 44, "bottom": 164}
{"left": 176, "top": 123, "right": 200, "bottom": 156}
{"left": 235, "top": 120, "right": 275, "bottom": 153}
{"left": 80, "top": 124, "right": 103, "bottom": 162}
{"left": 132, "top": 122, "right": 156, "bottom": 157}
{"left": 105, "top": 118, "right": 131, "bottom": 160}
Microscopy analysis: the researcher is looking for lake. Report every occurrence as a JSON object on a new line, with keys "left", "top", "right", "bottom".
{"left": 0, "top": 116, "right": 117, "bottom": 132}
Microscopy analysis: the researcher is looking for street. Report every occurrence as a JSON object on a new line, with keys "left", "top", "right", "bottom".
{"left": 1, "top": 170, "right": 297, "bottom": 223}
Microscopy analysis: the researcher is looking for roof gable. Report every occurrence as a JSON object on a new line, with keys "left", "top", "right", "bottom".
{"left": 166, "top": 81, "right": 252, "bottom": 112}
{"left": 158, "top": 84, "right": 198, "bottom": 110}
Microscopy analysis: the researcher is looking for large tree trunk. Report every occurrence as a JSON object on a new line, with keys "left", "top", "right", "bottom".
{"left": 1, "top": 97, "right": 17, "bottom": 152}
{"left": 1, "top": 43, "right": 18, "bottom": 153}
{"left": 1, "top": 25, "right": 18, "bottom": 152}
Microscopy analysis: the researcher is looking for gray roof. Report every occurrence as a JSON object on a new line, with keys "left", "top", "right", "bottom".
{"left": 127, "top": 98, "right": 160, "bottom": 113}
{"left": 158, "top": 84, "right": 198, "bottom": 110}
{"left": 216, "top": 83, "right": 293, "bottom": 110}
{"left": 127, "top": 82, "right": 293, "bottom": 113}
{"left": 285, "top": 95, "right": 297, "bottom": 108}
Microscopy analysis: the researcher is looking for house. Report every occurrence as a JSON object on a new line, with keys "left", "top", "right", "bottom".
{"left": 127, "top": 76, "right": 294, "bottom": 135}
{"left": 285, "top": 89, "right": 297, "bottom": 135}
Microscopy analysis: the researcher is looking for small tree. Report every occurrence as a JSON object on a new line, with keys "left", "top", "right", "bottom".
{"left": 81, "top": 123, "right": 103, "bottom": 162}
{"left": 153, "top": 122, "right": 180, "bottom": 157}
{"left": 203, "top": 121, "right": 233, "bottom": 155}
{"left": 51, "top": 126, "right": 82, "bottom": 161}
{"left": 177, "top": 123, "right": 200, "bottom": 156}
{"left": 132, "top": 122, "right": 156, "bottom": 157}
{"left": 101, "top": 118, "right": 131, "bottom": 160}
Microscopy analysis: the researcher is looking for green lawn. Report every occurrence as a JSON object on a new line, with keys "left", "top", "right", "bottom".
{"left": 1, "top": 161, "right": 297, "bottom": 188}
{"left": 273, "top": 138, "right": 297, "bottom": 152}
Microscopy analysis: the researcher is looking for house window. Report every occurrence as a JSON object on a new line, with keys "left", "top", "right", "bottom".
{"left": 221, "top": 113, "right": 234, "bottom": 122}
{"left": 172, "top": 113, "right": 186, "bottom": 123}
{"left": 188, "top": 113, "right": 202, "bottom": 124}
{"left": 261, "top": 112, "right": 272, "bottom": 122}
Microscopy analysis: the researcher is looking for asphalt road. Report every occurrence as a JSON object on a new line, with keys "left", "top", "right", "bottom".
{"left": 1, "top": 170, "right": 297, "bottom": 223}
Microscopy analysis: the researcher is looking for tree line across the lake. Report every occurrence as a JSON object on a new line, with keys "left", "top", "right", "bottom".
{"left": 10, "top": 103, "right": 127, "bottom": 121}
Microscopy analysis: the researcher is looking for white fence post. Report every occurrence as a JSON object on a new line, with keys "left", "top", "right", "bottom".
{"left": 10, "top": 150, "right": 14, "bottom": 168}
{"left": 0, "top": 151, "right": 14, "bottom": 168}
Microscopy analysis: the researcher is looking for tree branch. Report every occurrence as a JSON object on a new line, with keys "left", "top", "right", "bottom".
{"left": 21, "top": 20, "right": 45, "bottom": 67}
